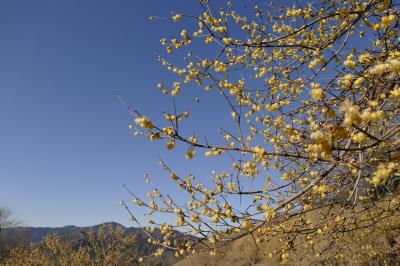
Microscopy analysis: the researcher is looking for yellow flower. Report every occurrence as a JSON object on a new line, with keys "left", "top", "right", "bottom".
{"left": 172, "top": 14, "right": 182, "bottom": 22}
{"left": 204, "top": 150, "right": 213, "bottom": 157}
{"left": 212, "top": 213, "right": 219, "bottom": 223}
{"left": 388, "top": 59, "right": 400, "bottom": 73}
{"left": 310, "top": 82, "right": 325, "bottom": 100}
{"left": 243, "top": 161, "right": 258, "bottom": 177}
{"left": 166, "top": 141, "right": 175, "bottom": 150}
{"left": 227, "top": 182, "right": 238, "bottom": 191}
{"left": 170, "top": 172, "right": 179, "bottom": 180}
{"left": 162, "top": 126, "right": 174, "bottom": 136}
{"left": 180, "top": 29, "right": 190, "bottom": 41}
{"left": 370, "top": 162, "right": 398, "bottom": 186}
{"left": 344, "top": 55, "right": 356, "bottom": 69}
{"left": 253, "top": 146, "right": 265, "bottom": 157}
{"left": 205, "top": 35, "right": 214, "bottom": 44}
{"left": 191, "top": 213, "right": 199, "bottom": 223}
{"left": 354, "top": 77, "right": 365, "bottom": 88}
{"left": 313, "top": 184, "right": 329, "bottom": 197}
{"left": 253, "top": 195, "right": 262, "bottom": 202}
{"left": 149, "top": 133, "right": 161, "bottom": 140}
{"left": 390, "top": 86, "right": 400, "bottom": 97}
{"left": 310, "top": 88, "right": 325, "bottom": 100}
{"left": 208, "top": 236, "right": 216, "bottom": 244}
{"left": 185, "top": 149, "right": 196, "bottom": 160}
{"left": 381, "top": 14, "right": 397, "bottom": 28}
{"left": 188, "top": 135, "right": 197, "bottom": 144}
{"left": 340, "top": 74, "right": 353, "bottom": 89}
{"left": 241, "top": 219, "right": 254, "bottom": 230}
{"left": 369, "top": 63, "right": 389, "bottom": 75}
{"left": 171, "top": 82, "right": 181, "bottom": 96}
{"left": 308, "top": 56, "right": 324, "bottom": 69}
{"left": 359, "top": 53, "right": 372, "bottom": 63}
{"left": 361, "top": 109, "right": 372, "bottom": 122}
{"left": 310, "top": 130, "right": 325, "bottom": 142}
{"left": 225, "top": 209, "right": 234, "bottom": 217}
{"left": 135, "top": 116, "right": 154, "bottom": 130}
{"left": 213, "top": 60, "right": 227, "bottom": 73}
{"left": 352, "top": 132, "right": 367, "bottom": 143}
{"left": 341, "top": 100, "right": 361, "bottom": 127}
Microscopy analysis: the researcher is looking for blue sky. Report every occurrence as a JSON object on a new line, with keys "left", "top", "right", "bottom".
{"left": 0, "top": 0, "right": 249, "bottom": 227}
{"left": 0, "top": 0, "right": 369, "bottom": 228}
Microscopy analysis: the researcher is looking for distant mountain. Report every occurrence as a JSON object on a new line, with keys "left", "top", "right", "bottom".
{"left": 2, "top": 222, "right": 135, "bottom": 245}
{"left": 1, "top": 222, "right": 196, "bottom": 265}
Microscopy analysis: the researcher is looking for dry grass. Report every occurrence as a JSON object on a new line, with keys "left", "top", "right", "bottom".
{"left": 176, "top": 200, "right": 400, "bottom": 266}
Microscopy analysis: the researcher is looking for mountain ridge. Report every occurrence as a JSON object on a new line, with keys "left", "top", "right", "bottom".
{"left": 2, "top": 221, "right": 143, "bottom": 245}
{"left": 1, "top": 222, "right": 195, "bottom": 265}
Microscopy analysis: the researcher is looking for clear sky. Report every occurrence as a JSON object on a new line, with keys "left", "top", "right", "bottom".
{"left": 0, "top": 0, "right": 253, "bottom": 227}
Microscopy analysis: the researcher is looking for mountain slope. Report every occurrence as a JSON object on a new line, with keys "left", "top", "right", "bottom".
{"left": 1, "top": 222, "right": 194, "bottom": 265}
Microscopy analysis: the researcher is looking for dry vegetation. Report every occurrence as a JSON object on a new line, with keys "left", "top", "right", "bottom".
{"left": 177, "top": 197, "right": 400, "bottom": 265}
{"left": 1, "top": 224, "right": 140, "bottom": 266}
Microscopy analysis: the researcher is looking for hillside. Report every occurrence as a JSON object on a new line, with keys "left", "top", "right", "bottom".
{"left": 3, "top": 222, "right": 141, "bottom": 245}
{"left": 175, "top": 201, "right": 400, "bottom": 266}
{"left": 1, "top": 222, "right": 193, "bottom": 265}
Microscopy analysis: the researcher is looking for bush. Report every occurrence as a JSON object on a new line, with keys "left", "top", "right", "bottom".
{"left": 2, "top": 224, "right": 140, "bottom": 266}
